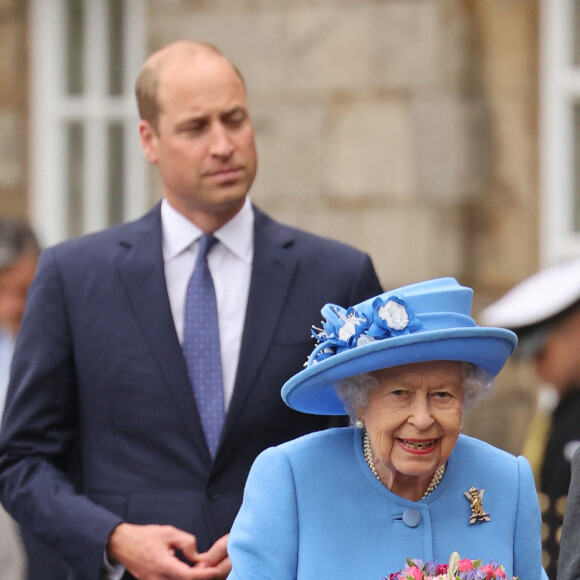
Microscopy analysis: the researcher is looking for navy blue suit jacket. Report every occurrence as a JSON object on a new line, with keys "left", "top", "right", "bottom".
{"left": 0, "top": 203, "right": 382, "bottom": 579}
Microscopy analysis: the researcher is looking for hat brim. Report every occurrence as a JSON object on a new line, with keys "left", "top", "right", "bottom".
{"left": 281, "top": 327, "right": 516, "bottom": 415}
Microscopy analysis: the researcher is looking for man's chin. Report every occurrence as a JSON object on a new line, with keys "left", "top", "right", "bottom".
{"left": 211, "top": 194, "right": 247, "bottom": 214}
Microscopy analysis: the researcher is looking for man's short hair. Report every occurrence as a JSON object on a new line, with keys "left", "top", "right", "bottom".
{"left": 0, "top": 220, "right": 41, "bottom": 271}
{"left": 134, "top": 41, "right": 245, "bottom": 134}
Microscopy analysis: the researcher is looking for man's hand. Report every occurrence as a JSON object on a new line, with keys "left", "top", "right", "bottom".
{"left": 194, "top": 534, "right": 230, "bottom": 578}
{"left": 106, "top": 523, "right": 231, "bottom": 579}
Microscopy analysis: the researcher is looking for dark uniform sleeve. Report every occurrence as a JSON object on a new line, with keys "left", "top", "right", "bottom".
{"left": 557, "top": 447, "right": 580, "bottom": 580}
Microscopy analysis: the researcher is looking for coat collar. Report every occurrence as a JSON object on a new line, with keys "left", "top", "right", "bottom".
{"left": 112, "top": 203, "right": 300, "bottom": 463}
{"left": 113, "top": 204, "right": 211, "bottom": 461}
{"left": 223, "top": 206, "right": 298, "bottom": 434}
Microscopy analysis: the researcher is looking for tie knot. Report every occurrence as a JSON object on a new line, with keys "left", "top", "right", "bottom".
{"left": 197, "top": 234, "right": 218, "bottom": 260}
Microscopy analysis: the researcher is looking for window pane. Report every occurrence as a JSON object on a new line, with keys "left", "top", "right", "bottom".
{"left": 575, "top": 0, "right": 580, "bottom": 65}
{"left": 66, "top": 0, "right": 84, "bottom": 95}
{"left": 108, "top": 0, "right": 125, "bottom": 96}
{"left": 67, "top": 122, "right": 84, "bottom": 237}
{"left": 573, "top": 103, "right": 580, "bottom": 232}
{"left": 107, "top": 122, "right": 125, "bottom": 224}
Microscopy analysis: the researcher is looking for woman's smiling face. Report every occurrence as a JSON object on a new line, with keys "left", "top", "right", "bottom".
{"left": 357, "top": 360, "right": 464, "bottom": 500}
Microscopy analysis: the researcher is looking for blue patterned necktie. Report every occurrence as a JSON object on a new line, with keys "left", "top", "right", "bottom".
{"left": 183, "top": 234, "right": 225, "bottom": 457}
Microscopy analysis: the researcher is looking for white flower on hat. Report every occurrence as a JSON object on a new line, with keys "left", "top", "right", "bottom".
{"left": 338, "top": 315, "right": 364, "bottom": 342}
{"left": 308, "top": 305, "right": 370, "bottom": 365}
{"left": 378, "top": 299, "right": 409, "bottom": 331}
{"left": 356, "top": 335, "right": 375, "bottom": 347}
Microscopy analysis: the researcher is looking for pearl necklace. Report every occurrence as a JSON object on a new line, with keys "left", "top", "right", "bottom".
{"left": 363, "top": 432, "right": 445, "bottom": 499}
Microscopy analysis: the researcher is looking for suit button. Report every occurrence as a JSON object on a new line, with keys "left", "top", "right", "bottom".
{"left": 402, "top": 509, "right": 421, "bottom": 528}
{"left": 207, "top": 484, "right": 220, "bottom": 500}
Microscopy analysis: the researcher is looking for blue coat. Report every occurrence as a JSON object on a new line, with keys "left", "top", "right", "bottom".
{"left": 0, "top": 204, "right": 381, "bottom": 579}
{"left": 228, "top": 429, "right": 544, "bottom": 580}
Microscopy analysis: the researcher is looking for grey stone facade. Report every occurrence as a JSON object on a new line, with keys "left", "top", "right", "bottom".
{"left": 1, "top": 0, "right": 541, "bottom": 453}
{"left": 0, "top": 0, "right": 28, "bottom": 217}
{"left": 144, "top": 0, "right": 540, "bottom": 452}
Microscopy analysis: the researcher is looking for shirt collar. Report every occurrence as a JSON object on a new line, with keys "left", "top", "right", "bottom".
{"left": 161, "top": 197, "right": 254, "bottom": 263}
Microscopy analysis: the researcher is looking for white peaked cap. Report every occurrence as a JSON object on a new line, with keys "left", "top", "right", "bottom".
{"left": 480, "top": 256, "right": 580, "bottom": 329}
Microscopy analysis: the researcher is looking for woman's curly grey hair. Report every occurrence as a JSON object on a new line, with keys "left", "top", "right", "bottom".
{"left": 334, "top": 362, "right": 494, "bottom": 425}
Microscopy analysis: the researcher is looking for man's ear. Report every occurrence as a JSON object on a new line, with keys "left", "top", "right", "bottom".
{"left": 139, "top": 120, "right": 158, "bottom": 164}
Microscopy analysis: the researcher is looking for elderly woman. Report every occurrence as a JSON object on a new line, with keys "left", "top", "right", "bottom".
{"left": 227, "top": 278, "right": 544, "bottom": 580}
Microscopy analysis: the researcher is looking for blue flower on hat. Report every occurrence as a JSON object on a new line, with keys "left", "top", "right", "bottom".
{"left": 367, "top": 296, "right": 417, "bottom": 338}
{"left": 315, "top": 305, "right": 367, "bottom": 343}
{"left": 308, "top": 296, "right": 420, "bottom": 366}
{"left": 310, "top": 304, "right": 370, "bottom": 363}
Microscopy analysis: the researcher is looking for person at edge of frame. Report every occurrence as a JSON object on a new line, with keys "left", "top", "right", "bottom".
{"left": 480, "top": 256, "right": 580, "bottom": 580}
{"left": 0, "top": 219, "right": 69, "bottom": 580}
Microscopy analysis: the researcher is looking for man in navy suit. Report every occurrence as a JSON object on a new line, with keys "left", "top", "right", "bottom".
{"left": 0, "top": 41, "right": 381, "bottom": 579}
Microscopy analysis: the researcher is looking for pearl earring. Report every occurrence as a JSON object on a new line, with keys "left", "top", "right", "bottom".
{"left": 355, "top": 418, "right": 365, "bottom": 429}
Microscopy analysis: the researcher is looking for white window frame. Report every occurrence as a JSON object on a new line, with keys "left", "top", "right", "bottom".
{"left": 540, "top": 0, "right": 580, "bottom": 265}
{"left": 29, "top": 0, "right": 147, "bottom": 247}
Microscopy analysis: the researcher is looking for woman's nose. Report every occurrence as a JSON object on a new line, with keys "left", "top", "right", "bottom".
{"left": 408, "top": 396, "right": 435, "bottom": 430}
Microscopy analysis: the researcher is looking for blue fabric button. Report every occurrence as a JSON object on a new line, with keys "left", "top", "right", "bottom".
{"left": 402, "top": 509, "right": 422, "bottom": 527}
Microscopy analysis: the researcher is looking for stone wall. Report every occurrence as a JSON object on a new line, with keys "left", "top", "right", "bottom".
{"left": 0, "top": 0, "right": 28, "bottom": 218}
{"left": 0, "top": 0, "right": 540, "bottom": 453}
{"left": 148, "top": 0, "right": 473, "bottom": 287}
{"left": 146, "top": 0, "right": 540, "bottom": 452}
{"left": 460, "top": 0, "right": 540, "bottom": 453}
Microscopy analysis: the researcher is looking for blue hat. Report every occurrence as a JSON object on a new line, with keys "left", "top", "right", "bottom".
{"left": 281, "top": 277, "right": 517, "bottom": 415}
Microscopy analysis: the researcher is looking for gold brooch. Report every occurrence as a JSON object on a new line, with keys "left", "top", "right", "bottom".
{"left": 464, "top": 486, "right": 491, "bottom": 524}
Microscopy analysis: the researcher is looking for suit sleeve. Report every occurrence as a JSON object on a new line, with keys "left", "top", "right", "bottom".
{"left": 227, "top": 446, "right": 299, "bottom": 579}
{"left": 0, "top": 248, "right": 122, "bottom": 578}
{"left": 557, "top": 448, "right": 580, "bottom": 580}
{"left": 513, "top": 455, "right": 547, "bottom": 580}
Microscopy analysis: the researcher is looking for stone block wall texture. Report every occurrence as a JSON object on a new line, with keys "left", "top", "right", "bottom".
{"left": 0, "top": 0, "right": 28, "bottom": 218}
{"left": 147, "top": 0, "right": 538, "bottom": 281}
{"left": 146, "top": 0, "right": 539, "bottom": 453}
{"left": 1, "top": 0, "right": 540, "bottom": 453}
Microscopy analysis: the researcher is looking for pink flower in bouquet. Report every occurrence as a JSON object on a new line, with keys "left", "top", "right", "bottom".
{"left": 383, "top": 553, "right": 518, "bottom": 580}
{"left": 479, "top": 564, "right": 507, "bottom": 580}
{"left": 458, "top": 559, "right": 474, "bottom": 573}
{"left": 405, "top": 566, "right": 424, "bottom": 580}
{"left": 435, "top": 564, "right": 448, "bottom": 575}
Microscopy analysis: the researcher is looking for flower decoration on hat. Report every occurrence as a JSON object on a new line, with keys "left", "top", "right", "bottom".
{"left": 307, "top": 295, "right": 421, "bottom": 366}
{"left": 368, "top": 296, "right": 417, "bottom": 338}
{"left": 310, "top": 305, "right": 370, "bottom": 363}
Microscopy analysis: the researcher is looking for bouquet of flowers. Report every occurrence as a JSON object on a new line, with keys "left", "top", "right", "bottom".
{"left": 384, "top": 552, "right": 518, "bottom": 580}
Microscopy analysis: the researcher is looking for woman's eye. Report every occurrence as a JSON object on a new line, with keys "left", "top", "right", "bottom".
{"left": 432, "top": 391, "right": 451, "bottom": 399}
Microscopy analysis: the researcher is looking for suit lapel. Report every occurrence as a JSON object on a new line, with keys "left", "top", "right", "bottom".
{"left": 114, "top": 204, "right": 210, "bottom": 461}
{"left": 224, "top": 208, "right": 298, "bottom": 432}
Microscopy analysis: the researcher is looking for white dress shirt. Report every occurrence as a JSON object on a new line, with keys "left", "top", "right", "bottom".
{"left": 161, "top": 197, "right": 253, "bottom": 410}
